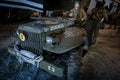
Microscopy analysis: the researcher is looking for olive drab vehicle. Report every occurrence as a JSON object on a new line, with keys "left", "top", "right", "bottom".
{"left": 8, "top": 17, "right": 83, "bottom": 80}
{"left": 3, "top": 0, "right": 119, "bottom": 80}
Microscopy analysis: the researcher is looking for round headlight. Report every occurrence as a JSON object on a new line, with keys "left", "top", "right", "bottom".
{"left": 46, "top": 36, "right": 53, "bottom": 44}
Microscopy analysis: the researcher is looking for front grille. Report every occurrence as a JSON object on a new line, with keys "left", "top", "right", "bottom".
{"left": 19, "top": 30, "right": 42, "bottom": 54}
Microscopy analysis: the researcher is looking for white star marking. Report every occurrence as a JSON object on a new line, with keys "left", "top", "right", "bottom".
{"left": 104, "top": 0, "right": 112, "bottom": 8}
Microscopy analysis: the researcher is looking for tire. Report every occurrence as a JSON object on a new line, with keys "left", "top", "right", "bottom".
{"left": 67, "top": 49, "right": 82, "bottom": 80}
{"left": 84, "top": 19, "right": 100, "bottom": 45}
{"left": 51, "top": 48, "right": 82, "bottom": 80}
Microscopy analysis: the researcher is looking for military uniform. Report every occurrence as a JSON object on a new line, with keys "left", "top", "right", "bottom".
{"left": 69, "top": 6, "right": 89, "bottom": 53}
{"left": 70, "top": 8, "right": 79, "bottom": 19}
{"left": 69, "top": 7, "right": 88, "bottom": 36}
{"left": 70, "top": 8, "right": 87, "bottom": 22}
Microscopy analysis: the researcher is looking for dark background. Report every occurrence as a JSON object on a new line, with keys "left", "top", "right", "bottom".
{"left": 0, "top": 0, "right": 74, "bottom": 23}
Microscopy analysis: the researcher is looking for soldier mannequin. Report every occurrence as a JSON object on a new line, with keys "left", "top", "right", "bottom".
{"left": 69, "top": 1, "right": 89, "bottom": 57}
{"left": 69, "top": 1, "right": 87, "bottom": 22}
{"left": 69, "top": 1, "right": 79, "bottom": 19}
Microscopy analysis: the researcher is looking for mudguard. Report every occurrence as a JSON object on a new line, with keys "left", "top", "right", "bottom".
{"left": 43, "top": 27, "right": 84, "bottom": 54}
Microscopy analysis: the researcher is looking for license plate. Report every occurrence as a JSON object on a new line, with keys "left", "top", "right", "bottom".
{"left": 39, "top": 61, "right": 63, "bottom": 77}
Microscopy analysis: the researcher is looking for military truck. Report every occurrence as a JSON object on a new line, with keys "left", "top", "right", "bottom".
{"left": 6, "top": 0, "right": 111, "bottom": 80}
{"left": 8, "top": 15, "right": 102, "bottom": 80}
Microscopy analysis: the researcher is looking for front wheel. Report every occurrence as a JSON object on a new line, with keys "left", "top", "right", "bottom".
{"left": 67, "top": 49, "right": 82, "bottom": 80}
{"left": 51, "top": 48, "right": 82, "bottom": 80}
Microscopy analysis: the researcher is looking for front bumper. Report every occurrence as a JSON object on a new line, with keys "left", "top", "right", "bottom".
{"left": 8, "top": 46, "right": 63, "bottom": 77}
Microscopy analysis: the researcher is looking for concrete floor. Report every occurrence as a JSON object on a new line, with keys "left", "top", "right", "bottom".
{"left": 82, "top": 29, "right": 120, "bottom": 80}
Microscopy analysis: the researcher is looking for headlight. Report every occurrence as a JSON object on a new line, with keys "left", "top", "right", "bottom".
{"left": 16, "top": 30, "right": 19, "bottom": 35}
{"left": 46, "top": 36, "right": 53, "bottom": 44}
